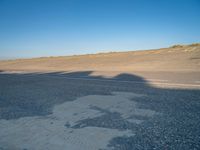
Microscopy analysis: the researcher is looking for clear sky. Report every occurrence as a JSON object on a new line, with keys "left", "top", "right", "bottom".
{"left": 0, "top": 0, "right": 200, "bottom": 59}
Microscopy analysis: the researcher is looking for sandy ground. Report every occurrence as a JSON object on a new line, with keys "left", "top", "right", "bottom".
{"left": 0, "top": 43, "right": 199, "bottom": 88}
{"left": 0, "top": 44, "right": 200, "bottom": 149}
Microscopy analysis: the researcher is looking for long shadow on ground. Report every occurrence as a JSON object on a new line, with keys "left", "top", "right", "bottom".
{"left": 0, "top": 71, "right": 200, "bottom": 149}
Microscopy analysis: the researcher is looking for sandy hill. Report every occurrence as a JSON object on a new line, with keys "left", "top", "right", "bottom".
{"left": 0, "top": 43, "right": 200, "bottom": 72}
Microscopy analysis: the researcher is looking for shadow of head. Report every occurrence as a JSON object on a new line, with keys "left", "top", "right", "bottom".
{"left": 114, "top": 73, "right": 146, "bottom": 81}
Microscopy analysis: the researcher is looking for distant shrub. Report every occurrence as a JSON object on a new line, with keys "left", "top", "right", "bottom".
{"left": 189, "top": 43, "right": 200, "bottom": 47}
{"left": 170, "top": 43, "right": 200, "bottom": 48}
{"left": 170, "top": 44, "right": 184, "bottom": 48}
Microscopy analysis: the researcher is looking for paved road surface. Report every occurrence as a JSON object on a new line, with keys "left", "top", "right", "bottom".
{"left": 0, "top": 71, "right": 200, "bottom": 150}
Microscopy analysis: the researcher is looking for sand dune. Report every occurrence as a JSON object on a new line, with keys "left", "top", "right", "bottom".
{"left": 0, "top": 43, "right": 200, "bottom": 72}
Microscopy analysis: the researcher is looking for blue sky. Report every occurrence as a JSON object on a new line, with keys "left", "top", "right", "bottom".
{"left": 0, "top": 0, "right": 200, "bottom": 59}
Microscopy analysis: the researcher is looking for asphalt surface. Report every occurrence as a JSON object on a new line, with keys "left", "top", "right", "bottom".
{"left": 0, "top": 71, "right": 200, "bottom": 150}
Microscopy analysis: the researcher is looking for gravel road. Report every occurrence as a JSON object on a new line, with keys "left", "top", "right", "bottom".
{"left": 0, "top": 71, "right": 200, "bottom": 150}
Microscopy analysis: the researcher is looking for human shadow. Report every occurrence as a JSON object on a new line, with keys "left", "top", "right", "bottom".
{"left": 0, "top": 70, "right": 200, "bottom": 149}
{"left": 0, "top": 71, "right": 150, "bottom": 119}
